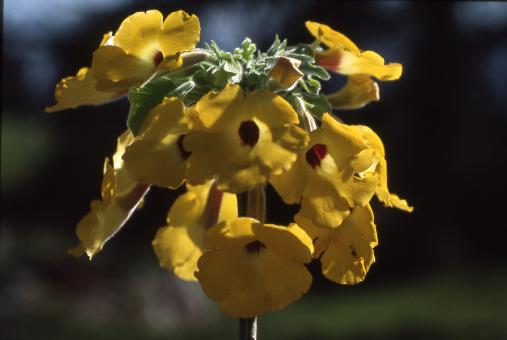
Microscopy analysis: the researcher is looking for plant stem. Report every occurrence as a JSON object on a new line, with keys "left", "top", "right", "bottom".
{"left": 239, "top": 317, "right": 257, "bottom": 340}
{"left": 239, "top": 185, "right": 265, "bottom": 340}
{"left": 246, "top": 186, "right": 266, "bottom": 223}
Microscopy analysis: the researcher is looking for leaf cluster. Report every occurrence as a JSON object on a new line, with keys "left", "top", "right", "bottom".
{"left": 127, "top": 36, "right": 332, "bottom": 134}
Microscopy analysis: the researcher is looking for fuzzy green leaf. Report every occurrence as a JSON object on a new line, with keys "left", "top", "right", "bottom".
{"left": 127, "top": 76, "right": 178, "bottom": 135}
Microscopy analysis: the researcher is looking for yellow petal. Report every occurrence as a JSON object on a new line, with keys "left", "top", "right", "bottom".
{"left": 257, "top": 223, "right": 314, "bottom": 263}
{"left": 217, "top": 165, "right": 268, "bottom": 194}
{"left": 268, "top": 56, "right": 304, "bottom": 89}
{"left": 160, "top": 10, "right": 201, "bottom": 57}
{"left": 196, "top": 246, "right": 244, "bottom": 301}
{"left": 204, "top": 217, "right": 259, "bottom": 249}
{"left": 153, "top": 224, "right": 202, "bottom": 281}
{"left": 187, "top": 85, "right": 306, "bottom": 193}
{"left": 196, "top": 219, "right": 313, "bottom": 317}
{"left": 355, "top": 125, "right": 413, "bottom": 212}
{"left": 269, "top": 156, "right": 306, "bottom": 204}
{"left": 45, "top": 67, "right": 121, "bottom": 112}
{"left": 69, "top": 131, "right": 148, "bottom": 259}
{"left": 293, "top": 214, "right": 330, "bottom": 258}
{"left": 113, "top": 10, "right": 164, "bottom": 60}
{"left": 123, "top": 140, "right": 187, "bottom": 189}
{"left": 327, "top": 75, "right": 380, "bottom": 110}
{"left": 319, "top": 113, "right": 378, "bottom": 206}
{"left": 193, "top": 83, "right": 245, "bottom": 130}
{"left": 305, "top": 21, "right": 360, "bottom": 53}
{"left": 247, "top": 91, "right": 300, "bottom": 127}
{"left": 316, "top": 48, "right": 402, "bottom": 81}
{"left": 92, "top": 45, "right": 154, "bottom": 91}
{"left": 123, "top": 97, "right": 190, "bottom": 189}
{"left": 319, "top": 205, "right": 378, "bottom": 284}
{"left": 298, "top": 181, "right": 350, "bottom": 229}
{"left": 153, "top": 182, "right": 237, "bottom": 281}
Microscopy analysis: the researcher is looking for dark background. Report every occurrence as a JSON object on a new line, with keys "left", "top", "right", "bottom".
{"left": 2, "top": 1, "right": 507, "bottom": 339}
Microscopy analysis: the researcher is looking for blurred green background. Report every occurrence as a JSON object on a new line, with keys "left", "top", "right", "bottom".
{"left": 2, "top": 1, "right": 507, "bottom": 339}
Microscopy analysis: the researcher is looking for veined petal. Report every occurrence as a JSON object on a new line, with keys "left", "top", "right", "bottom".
{"left": 92, "top": 45, "right": 154, "bottom": 91}
{"left": 113, "top": 10, "right": 164, "bottom": 60}
{"left": 327, "top": 75, "right": 380, "bottom": 110}
{"left": 69, "top": 130, "right": 149, "bottom": 259}
{"left": 45, "top": 67, "right": 121, "bottom": 112}
{"left": 160, "top": 10, "right": 201, "bottom": 57}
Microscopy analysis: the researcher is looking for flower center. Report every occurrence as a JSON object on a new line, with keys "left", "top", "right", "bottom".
{"left": 245, "top": 240, "right": 266, "bottom": 254}
{"left": 153, "top": 50, "right": 163, "bottom": 66}
{"left": 177, "top": 134, "right": 191, "bottom": 160}
{"left": 238, "top": 120, "right": 259, "bottom": 147}
{"left": 305, "top": 144, "right": 328, "bottom": 168}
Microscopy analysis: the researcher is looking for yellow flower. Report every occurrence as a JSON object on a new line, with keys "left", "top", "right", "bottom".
{"left": 196, "top": 218, "right": 313, "bottom": 317}
{"left": 69, "top": 130, "right": 149, "bottom": 259}
{"left": 306, "top": 21, "right": 402, "bottom": 110}
{"left": 123, "top": 97, "right": 193, "bottom": 189}
{"left": 184, "top": 84, "right": 309, "bottom": 193}
{"left": 296, "top": 205, "right": 377, "bottom": 285}
{"left": 270, "top": 113, "right": 378, "bottom": 229}
{"left": 45, "top": 33, "right": 124, "bottom": 112}
{"left": 91, "top": 10, "right": 200, "bottom": 92}
{"left": 353, "top": 125, "right": 413, "bottom": 212}
{"left": 152, "top": 181, "right": 238, "bottom": 281}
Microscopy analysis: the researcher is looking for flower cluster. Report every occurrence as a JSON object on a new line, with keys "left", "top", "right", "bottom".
{"left": 49, "top": 10, "right": 412, "bottom": 318}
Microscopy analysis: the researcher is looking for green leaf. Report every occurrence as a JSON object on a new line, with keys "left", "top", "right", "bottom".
{"left": 299, "top": 63, "right": 330, "bottom": 80}
{"left": 127, "top": 76, "right": 178, "bottom": 135}
{"left": 300, "top": 92, "right": 332, "bottom": 119}
{"left": 285, "top": 52, "right": 314, "bottom": 64}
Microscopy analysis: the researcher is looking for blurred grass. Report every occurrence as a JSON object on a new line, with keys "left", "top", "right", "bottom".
{"left": 1, "top": 114, "right": 54, "bottom": 192}
{"left": 2, "top": 267, "right": 505, "bottom": 340}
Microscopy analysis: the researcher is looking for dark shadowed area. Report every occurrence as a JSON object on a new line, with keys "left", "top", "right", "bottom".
{"left": 2, "top": 1, "right": 507, "bottom": 339}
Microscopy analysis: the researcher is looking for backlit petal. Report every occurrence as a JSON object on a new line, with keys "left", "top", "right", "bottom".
{"left": 305, "top": 21, "right": 360, "bottom": 53}
{"left": 152, "top": 182, "right": 237, "bottom": 281}
{"left": 69, "top": 131, "right": 148, "bottom": 259}
{"left": 355, "top": 125, "right": 413, "bottom": 212}
{"left": 160, "top": 10, "right": 201, "bottom": 57}
{"left": 327, "top": 75, "right": 380, "bottom": 110}
{"left": 123, "top": 97, "right": 190, "bottom": 189}
{"left": 113, "top": 10, "right": 164, "bottom": 60}
{"left": 92, "top": 45, "right": 154, "bottom": 91}
{"left": 45, "top": 67, "right": 120, "bottom": 112}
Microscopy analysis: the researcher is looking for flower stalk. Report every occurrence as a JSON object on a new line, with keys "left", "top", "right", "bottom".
{"left": 239, "top": 317, "right": 258, "bottom": 340}
{"left": 239, "top": 185, "right": 266, "bottom": 339}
